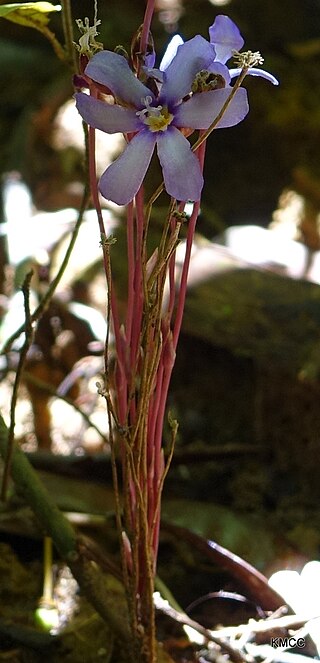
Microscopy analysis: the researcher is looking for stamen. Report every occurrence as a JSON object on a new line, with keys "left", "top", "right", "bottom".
{"left": 136, "top": 97, "right": 174, "bottom": 132}
{"left": 232, "top": 50, "right": 264, "bottom": 68}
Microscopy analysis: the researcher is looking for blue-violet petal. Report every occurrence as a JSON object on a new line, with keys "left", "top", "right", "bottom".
{"left": 229, "top": 67, "right": 279, "bottom": 85}
{"left": 85, "top": 50, "right": 154, "bottom": 107}
{"left": 99, "top": 131, "right": 156, "bottom": 205}
{"left": 75, "top": 93, "right": 140, "bottom": 133}
{"left": 173, "top": 87, "right": 249, "bottom": 129}
{"left": 160, "top": 35, "right": 216, "bottom": 105}
{"left": 209, "top": 15, "right": 244, "bottom": 64}
{"left": 157, "top": 127, "right": 203, "bottom": 201}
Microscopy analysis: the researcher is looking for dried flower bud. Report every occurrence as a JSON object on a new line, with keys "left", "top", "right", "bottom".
{"left": 130, "top": 23, "right": 155, "bottom": 73}
{"left": 114, "top": 45, "right": 129, "bottom": 61}
{"left": 75, "top": 16, "right": 103, "bottom": 58}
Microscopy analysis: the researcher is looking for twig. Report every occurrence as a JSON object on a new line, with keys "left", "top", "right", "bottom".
{"left": 1, "top": 271, "right": 35, "bottom": 501}
{"left": 154, "top": 594, "right": 249, "bottom": 663}
{"left": 60, "top": 0, "right": 77, "bottom": 71}
{"left": 1, "top": 187, "right": 90, "bottom": 354}
{"left": 35, "top": 24, "right": 66, "bottom": 61}
{"left": 206, "top": 612, "right": 320, "bottom": 638}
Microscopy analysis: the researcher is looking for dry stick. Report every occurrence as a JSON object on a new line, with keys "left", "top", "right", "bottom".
{"left": 129, "top": 349, "right": 157, "bottom": 652}
{"left": 1, "top": 271, "right": 35, "bottom": 501}
{"left": 197, "top": 612, "right": 318, "bottom": 640}
{"left": 60, "top": 0, "right": 78, "bottom": 71}
{"left": 148, "top": 285, "right": 175, "bottom": 479}
{"left": 150, "top": 412, "right": 178, "bottom": 561}
{"left": 128, "top": 188, "right": 145, "bottom": 399}
{"left": 154, "top": 598, "right": 248, "bottom": 663}
{"left": 145, "top": 156, "right": 205, "bottom": 563}
{"left": 149, "top": 211, "right": 182, "bottom": 469}
{"left": 135, "top": 202, "right": 178, "bottom": 462}
{"left": 37, "top": 24, "right": 66, "bottom": 61}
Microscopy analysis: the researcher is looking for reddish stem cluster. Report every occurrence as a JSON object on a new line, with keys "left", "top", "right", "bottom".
{"left": 85, "top": 2, "right": 208, "bottom": 659}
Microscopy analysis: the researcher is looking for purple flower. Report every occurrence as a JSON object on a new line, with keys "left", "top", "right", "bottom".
{"left": 75, "top": 31, "right": 249, "bottom": 205}
{"left": 209, "top": 15, "right": 279, "bottom": 86}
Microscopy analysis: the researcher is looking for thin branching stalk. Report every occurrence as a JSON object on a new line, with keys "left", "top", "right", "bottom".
{"left": 60, "top": 0, "right": 78, "bottom": 70}
{"left": 37, "top": 24, "right": 66, "bottom": 61}
{"left": 1, "top": 188, "right": 90, "bottom": 354}
{"left": 172, "top": 142, "right": 206, "bottom": 349}
{"left": 1, "top": 271, "right": 34, "bottom": 500}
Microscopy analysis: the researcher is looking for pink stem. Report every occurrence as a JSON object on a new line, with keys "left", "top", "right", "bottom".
{"left": 152, "top": 328, "right": 175, "bottom": 485}
{"left": 173, "top": 140, "right": 206, "bottom": 349}
{"left": 146, "top": 141, "right": 207, "bottom": 564}
{"left": 139, "top": 0, "right": 156, "bottom": 59}
{"left": 147, "top": 362, "right": 164, "bottom": 467}
{"left": 130, "top": 189, "right": 144, "bottom": 366}
{"left": 125, "top": 201, "right": 135, "bottom": 344}
{"left": 167, "top": 217, "right": 178, "bottom": 319}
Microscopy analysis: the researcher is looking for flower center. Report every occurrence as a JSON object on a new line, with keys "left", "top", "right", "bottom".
{"left": 137, "top": 95, "right": 173, "bottom": 133}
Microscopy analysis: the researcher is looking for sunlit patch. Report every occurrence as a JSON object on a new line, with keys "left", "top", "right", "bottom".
{"left": 159, "top": 34, "right": 184, "bottom": 71}
{"left": 269, "top": 562, "right": 320, "bottom": 654}
{"left": 271, "top": 189, "right": 309, "bottom": 241}
{"left": 156, "top": 0, "right": 183, "bottom": 31}
{"left": 52, "top": 99, "right": 125, "bottom": 178}
{"left": 208, "top": 0, "right": 231, "bottom": 5}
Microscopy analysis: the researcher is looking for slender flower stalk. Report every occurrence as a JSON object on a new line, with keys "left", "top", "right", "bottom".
{"left": 139, "top": 0, "right": 156, "bottom": 62}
